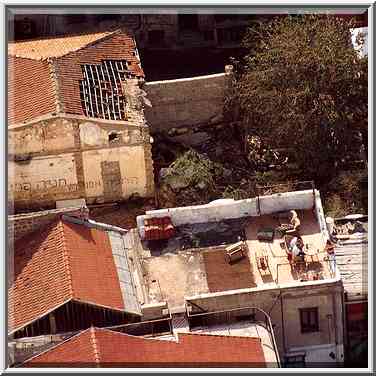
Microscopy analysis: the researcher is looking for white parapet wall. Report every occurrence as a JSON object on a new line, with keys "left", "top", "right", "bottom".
{"left": 259, "top": 189, "right": 314, "bottom": 215}
{"left": 314, "top": 189, "right": 330, "bottom": 248}
{"left": 137, "top": 189, "right": 318, "bottom": 237}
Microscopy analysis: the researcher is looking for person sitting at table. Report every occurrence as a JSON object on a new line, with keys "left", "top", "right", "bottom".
{"left": 276, "top": 210, "right": 300, "bottom": 236}
{"left": 324, "top": 239, "right": 335, "bottom": 255}
{"left": 285, "top": 210, "right": 301, "bottom": 235}
{"left": 286, "top": 235, "right": 305, "bottom": 266}
{"left": 324, "top": 239, "right": 336, "bottom": 274}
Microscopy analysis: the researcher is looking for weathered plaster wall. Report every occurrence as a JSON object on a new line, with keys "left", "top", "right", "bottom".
{"left": 8, "top": 153, "right": 79, "bottom": 208}
{"left": 8, "top": 115, "right": 154, "bottom": 211}
{"left": 81, "top": 145, "right": 150, "bottom": 201}
{"left": 144, "top": 72, "right": 228, "bottom": 132}
{"left": 8, "top": 118, "right": 76, "bottom": 156}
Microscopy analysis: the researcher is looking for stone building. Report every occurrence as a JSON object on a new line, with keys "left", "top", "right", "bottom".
{"left": 10, "top": 13, "right": 253, "bottom": 48}
{"left": 8, "top": 29, "right": 154, "bottom": 213}
{"left": 10, "top": 12, "right": 368, "bottom": 48}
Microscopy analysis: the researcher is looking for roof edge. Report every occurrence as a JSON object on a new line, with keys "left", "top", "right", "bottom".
{"left": 8, "top": 298, "right": 73, "bottom": 336}
{"left": 71, "top": 298, "right": 138, "bottom": 315}
{"left": 177, "top": 332, "right": 263, "bottom": 342}
{"left": 21, "top": 327, "right": 92, "bottom": 365}
{"left": 54, "top": 29, "right": 122, "bottom": 61}
{"left": 9, "top": 111, "right": 148, "bottom": 129}
{"left": 47, "top": 58, "right": 64, "bottom": 114}
{"left": 8, "top": 54, "right": 46, "bottom": 62}
{"left": 59, "top": 221, "right": 74, "bottom": 299}
{"left": 8, "top": 30, "right": 121, "bottom": 61}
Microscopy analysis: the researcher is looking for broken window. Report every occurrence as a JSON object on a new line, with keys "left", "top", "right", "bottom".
{"left": 108, "top": 131, "right": 120, "bottom": 143}
{"left": 80, "top": 60, "right": 132, "bottom": 121}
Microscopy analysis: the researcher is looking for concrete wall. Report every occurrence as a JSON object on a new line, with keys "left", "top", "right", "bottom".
{"left": 137, "top": 190, "right": 316, "bottom": 237}
{"left": 259, "top": 190, "right": 315, "bottom": 215}
{"left": 315, "top": 190, "right": 330, "bottom": 248}
{"left": 8, "top": 115, "right": 154, "bottom": 212}
{"left": 186, "top": 281, "right": 345, "bottom": 365}
{"left": 144, "top": 73, "right": 228, "bottom": 133}
{"left": 288, "top": 343, "right": 339, "bottom": 365}
{"left": 141, "top": 302, "right": 169, "bottom": 321}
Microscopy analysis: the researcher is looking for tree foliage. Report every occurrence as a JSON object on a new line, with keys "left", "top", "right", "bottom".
{"left": 159, "top": 150, "right": 225, "bottom": 206}
{"left": 230, "top": 14, "right": 367, "bottom": 182}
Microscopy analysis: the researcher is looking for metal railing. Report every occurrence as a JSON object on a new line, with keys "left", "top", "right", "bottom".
{"left": 185, "top": 305, "right": 281, "bottom": 367}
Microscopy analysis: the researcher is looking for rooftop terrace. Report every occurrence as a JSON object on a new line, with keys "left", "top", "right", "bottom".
{"left": 137, "top": 189, "right": 336, "bottom": 309}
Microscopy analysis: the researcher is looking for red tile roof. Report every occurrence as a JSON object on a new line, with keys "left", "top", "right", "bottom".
{"left": 8, "top": 55, "right": 57, "bottom": 124}
{"left": 9, "top": 219, "right": 125, "bottom": 334}
{"left": 8, "top": 31, "right": 117, "bottom": 60}
{"left": 55, "top": 31, "right": 144, "bottom": 118}
{"left": 8, "top": 30, "right": 144, "bottom": 125}
{"left": 25, "top": 327, "right": 266, "bottom": 367}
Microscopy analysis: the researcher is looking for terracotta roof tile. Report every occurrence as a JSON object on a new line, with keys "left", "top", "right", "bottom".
{"left": 9, "top": 219, "right": 125, "bottom": 333}
{"left": 62, "top": 220, "right": 124, "bottom": 310}
{"left": 8, "top": 31, "right": 116, "bottom": 60}
{"left": 25, "top": 327, "right": 267, "bottom": 367}
{"left": 8, "top": 55, "right": 57, "bottom": 125}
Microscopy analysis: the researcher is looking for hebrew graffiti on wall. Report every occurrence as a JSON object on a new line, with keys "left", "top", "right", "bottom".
{"left": 9, "top": 177, "right": 140, "bottom": 194}
{"left": 9, "top": 148, "right": 145, "bottom": 205}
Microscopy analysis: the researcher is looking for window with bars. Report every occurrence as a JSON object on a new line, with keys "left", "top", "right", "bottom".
{"left": 299, "top": 307, "right": 319, "bottom": 333}
{"left": 80, "top": 60, "right": 132, "bottom": 121}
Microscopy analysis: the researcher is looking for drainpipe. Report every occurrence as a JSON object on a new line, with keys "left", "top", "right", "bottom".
{"left": 331, "top": 291, "right": 340, "bottom": 362}
{"left": 280, "top": 291, "right": 287, "bottom": 356}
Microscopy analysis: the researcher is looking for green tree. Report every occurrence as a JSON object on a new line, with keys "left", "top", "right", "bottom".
{"left": 159, "top": 150, "right": 225, "bottom": 206}
{"left": 230, "top": 14, "right": 367, "bottom": 183}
